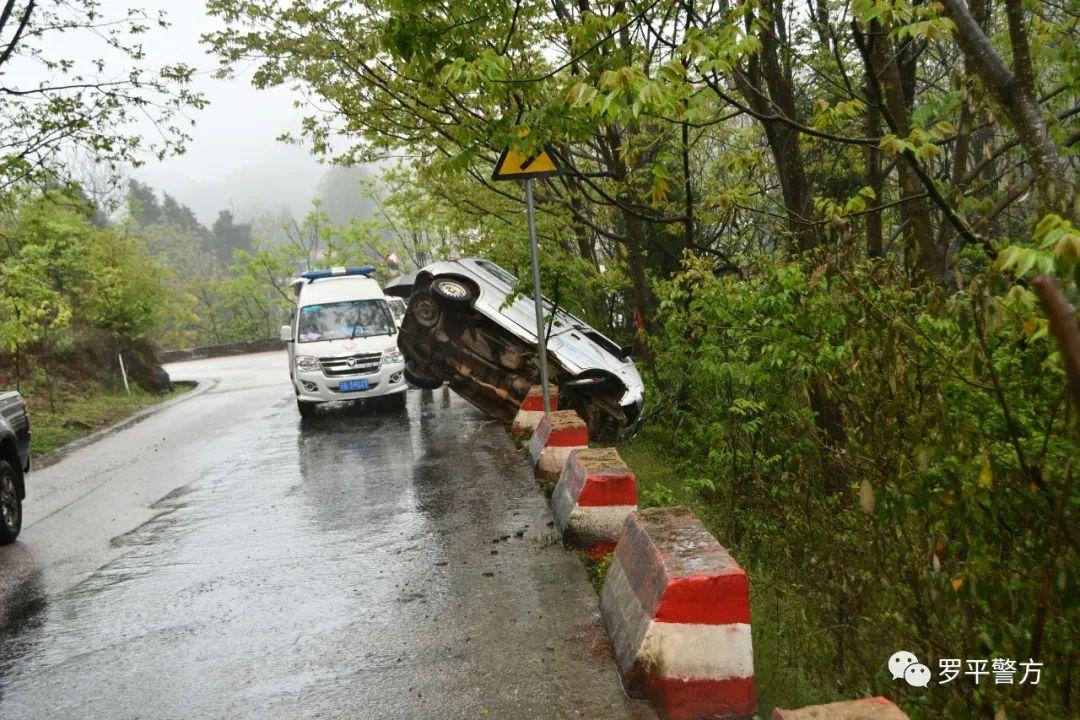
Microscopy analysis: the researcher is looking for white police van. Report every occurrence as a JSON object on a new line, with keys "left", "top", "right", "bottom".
{"left": 280, "top": 266, "right": 407, "bottom": 417}
{"left": 384, "top": 296, "right": 407, "bottom": 329}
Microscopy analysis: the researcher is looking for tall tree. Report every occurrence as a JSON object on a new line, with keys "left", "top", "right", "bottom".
{"left": 128, "top": 180, "right": 163, "bottom": 227}
{"left": 205, "top": 0, "right": 1078, "bottom": 298}
{"left": 0, "top": 1, "right": 205, "bottom": 192}
{"left": 941, "top": 0, "right": 1075, "bottom": 220}
{"left": 210, "top": 210, "right": 254, "bottom": 265}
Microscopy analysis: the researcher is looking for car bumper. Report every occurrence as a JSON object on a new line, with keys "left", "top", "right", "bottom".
{"left": 294, "top": 363, "right": 408, "bottom": 402}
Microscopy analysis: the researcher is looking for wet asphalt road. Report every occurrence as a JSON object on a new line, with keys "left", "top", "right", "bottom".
{"left": 0, "top": 352, "right": 655, "bottom": 720}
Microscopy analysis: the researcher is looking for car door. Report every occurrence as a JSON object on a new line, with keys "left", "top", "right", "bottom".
{"left": 465, "top": 259, "right": 574, "bottom": 343}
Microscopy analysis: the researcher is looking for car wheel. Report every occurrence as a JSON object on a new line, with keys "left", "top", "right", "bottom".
{"left": 430, "top": 277, "right": 475, "bottom": 308}
{"left": 297, "top": 400, "right": 318, "bottom": 418}
{"left": 0, "top": 460, "right": 22, "bottom": 545}
{"left": 404, "top": 367, "right": 444, "bottom": 389}
{"left": 408, "top": 291, "right": 441, "bottom": 328}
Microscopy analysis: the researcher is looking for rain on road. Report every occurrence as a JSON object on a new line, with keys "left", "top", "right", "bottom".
{"left": 0, "top": 352, "right": 655, "bottom": 720}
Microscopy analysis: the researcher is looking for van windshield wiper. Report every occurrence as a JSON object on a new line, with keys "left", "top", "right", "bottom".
{"left": 348, "top": 302, "right": 364, "bottom": 340}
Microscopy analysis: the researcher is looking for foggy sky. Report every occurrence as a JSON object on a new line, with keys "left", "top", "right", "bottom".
{"left": 7, "top": 2, "right": 383, "bottom": 226}
{"left": 130, "top": 1, "right": 325, "bottom": 224}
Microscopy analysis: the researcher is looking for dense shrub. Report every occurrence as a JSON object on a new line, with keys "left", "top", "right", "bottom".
{"left": 0, "top": 192, "right": 170, "bottom": 393}
{"left": 645, "top": 252, "right": 1076, "bottom": 717}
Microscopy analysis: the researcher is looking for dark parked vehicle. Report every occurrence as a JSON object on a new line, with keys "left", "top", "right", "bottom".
{"left": 0, "top": 390, "right": 31, "bottom": 543}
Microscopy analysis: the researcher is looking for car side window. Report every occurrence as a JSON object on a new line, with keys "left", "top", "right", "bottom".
{"left": 582, "top": 329, "right": 622, "bottom": 357}
{"left": 476, "top": 260, "right": 517, "bottom": 287}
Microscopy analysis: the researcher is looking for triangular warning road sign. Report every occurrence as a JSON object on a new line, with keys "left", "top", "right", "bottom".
{"left": 491, "top": 144, "right": 564, "bottom": 181}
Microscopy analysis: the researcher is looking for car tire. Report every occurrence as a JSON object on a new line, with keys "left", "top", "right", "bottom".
{"left": 407, "top": 291, "right": 441, "bottom": 329}
{"left": 430, "top": 277, "right": 475, "bottom": 308}
{"left": 404, "top": 367, "right": 444, "bottom": 390}
{"left": 297, "top": 400, "right": 318, "bottom": 418}
{"left": 0, "top": 459, "right": 22, "bottom": 545}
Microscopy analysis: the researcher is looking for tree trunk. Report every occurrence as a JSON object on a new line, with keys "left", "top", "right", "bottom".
{"left": 941, "top": 0, "right": 1073, "bottom": 219}
{"left": 864, "top": 70, "right": 884, "bottom": 258}
{"left": 865, "top": 21, "right": 943, "bottom": 280}
{"left": 735, "top": 2, "right": 818, "bottom": 253}
{"left": 939, "top": 0, "right": 987, "bottom": 264}
{"left": 682, "top": 120, "right": 695, "bottom": 250}
{"left": 623, "top": 211, "right": 653, "bottom": 353}
{"left": 569, "top": 193, "right": 598, "bottom": 268}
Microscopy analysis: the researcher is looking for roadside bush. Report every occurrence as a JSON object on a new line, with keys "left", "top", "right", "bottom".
{"left": 0, "top": 192, "right": 171, "bottom": 394}
{"left": 643, "top": 251, "right": 1076, "bottom": 718}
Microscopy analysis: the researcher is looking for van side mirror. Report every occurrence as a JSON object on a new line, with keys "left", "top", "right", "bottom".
{"left": 618, "top": 344, "right": 633, "bottom": 360}
{"left": 279, "top": 325, "right": 293, "bottom": 342}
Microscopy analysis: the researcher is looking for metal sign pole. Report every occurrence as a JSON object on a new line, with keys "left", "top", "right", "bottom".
{"left": 524, "top": 178, "right": 551, "bottom": 414}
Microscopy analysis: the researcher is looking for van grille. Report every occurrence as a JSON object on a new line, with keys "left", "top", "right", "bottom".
{"left": 320, "top": 352, "right": 382, "bottom": 377}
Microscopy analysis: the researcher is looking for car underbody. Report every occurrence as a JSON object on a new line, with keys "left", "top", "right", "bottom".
{"left": 398, "top": 287, "right": 633, "bottom": 443}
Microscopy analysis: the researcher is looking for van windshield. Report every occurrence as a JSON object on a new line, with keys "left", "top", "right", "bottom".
{"left": 297, "top": 300, "right": 394, "bottom": 343}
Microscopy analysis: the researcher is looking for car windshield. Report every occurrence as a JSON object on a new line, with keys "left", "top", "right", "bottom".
{"left": 297, "top": 300, "right": 394, "bottom": 343}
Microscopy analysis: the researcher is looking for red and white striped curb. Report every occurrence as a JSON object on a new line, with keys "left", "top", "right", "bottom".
{"left": 527, "top": 410, "right": 588, "bottom": 481}
{"left": 552, "top": 447, "right": 636, "bottom": 558}
{"left": 601, "top": 506, "right": 755, "bottom": 719}
{"left": 771, "top": 697, "right": 909, "bottom": 719}
{"left": 511, "top": 384, "right": 558, "bottom": 439}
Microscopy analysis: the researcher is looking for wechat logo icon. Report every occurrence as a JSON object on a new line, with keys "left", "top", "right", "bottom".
{"left": 889, "top": 650, "right": 932, "bottom": 688}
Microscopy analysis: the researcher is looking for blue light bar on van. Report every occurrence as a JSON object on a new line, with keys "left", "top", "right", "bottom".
{"left": 299, "top": 266, "right": 376, "bottom": 280}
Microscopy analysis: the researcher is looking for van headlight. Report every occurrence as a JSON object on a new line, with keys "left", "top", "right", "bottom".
{"left": 382, "top": 348, "right": 404, "bottom": 365}
{"left": 295, "top": 355, "right": 320, "bottom": 372}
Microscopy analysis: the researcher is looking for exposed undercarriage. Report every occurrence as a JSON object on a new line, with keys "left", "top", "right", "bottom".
{"left": 398, "top": 288, "right": 631, "bottom": 443}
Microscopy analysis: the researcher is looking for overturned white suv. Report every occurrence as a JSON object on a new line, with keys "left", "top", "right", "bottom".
{"left": 281, "top": 267, "right": 407, "bottom": 417}
{"left": 396, "top": 258, "right": 644, "bottom": 441}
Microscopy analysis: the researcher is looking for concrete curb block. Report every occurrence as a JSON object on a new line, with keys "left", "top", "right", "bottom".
{"left": 600, "top": 506, "right": 755, "bottom": 720}
{"left": 511, "top": 384, "right": 559, "bottom": 439}
{"left": 552, "top": 447, "right": 636, "bottom": 558}
{"left": 771, "top": 697, "right": 909, "bottom": 719}
{"left": 527, "top": 410, "right": 588, "bottom": 481}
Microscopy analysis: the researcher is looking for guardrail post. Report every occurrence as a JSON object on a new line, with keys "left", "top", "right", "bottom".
{"left": 511, "top": 384, "right": 558, "bottom": 439}
{"left": 527, "top": 410, "right": 588, "bottom": 483}
{"left": 552, "top": 448, "right": 636, "bottom": 558}
{"left": 600, "top": 506, "right": 755, "bottom": 719}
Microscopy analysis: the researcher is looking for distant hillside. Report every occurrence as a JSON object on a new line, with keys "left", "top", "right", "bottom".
{"left": 135, "top": 154, "right": 382, "bottom": 231}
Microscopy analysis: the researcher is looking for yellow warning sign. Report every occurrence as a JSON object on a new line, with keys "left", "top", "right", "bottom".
{"left": 491, "top": 144, "right": 563, "bottom": 181}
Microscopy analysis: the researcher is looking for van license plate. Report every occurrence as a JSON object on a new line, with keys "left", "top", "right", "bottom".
{"left": 338, "top": 379, "right": 369, "bottom": 392}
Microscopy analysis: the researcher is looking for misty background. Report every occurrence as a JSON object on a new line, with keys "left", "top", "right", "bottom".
{"left": 93, "top": 1, "right": 379, "bottom": 229}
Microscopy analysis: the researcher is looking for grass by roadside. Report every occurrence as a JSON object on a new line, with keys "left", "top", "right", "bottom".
{"left": 25, "top": 382, "right": 190, "bottom": 456}
{"left": 580, "top": 551, "right": 612, "bottom": 595}
{"left": 618, "top": 430, "right": 827, "bottom": 716}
